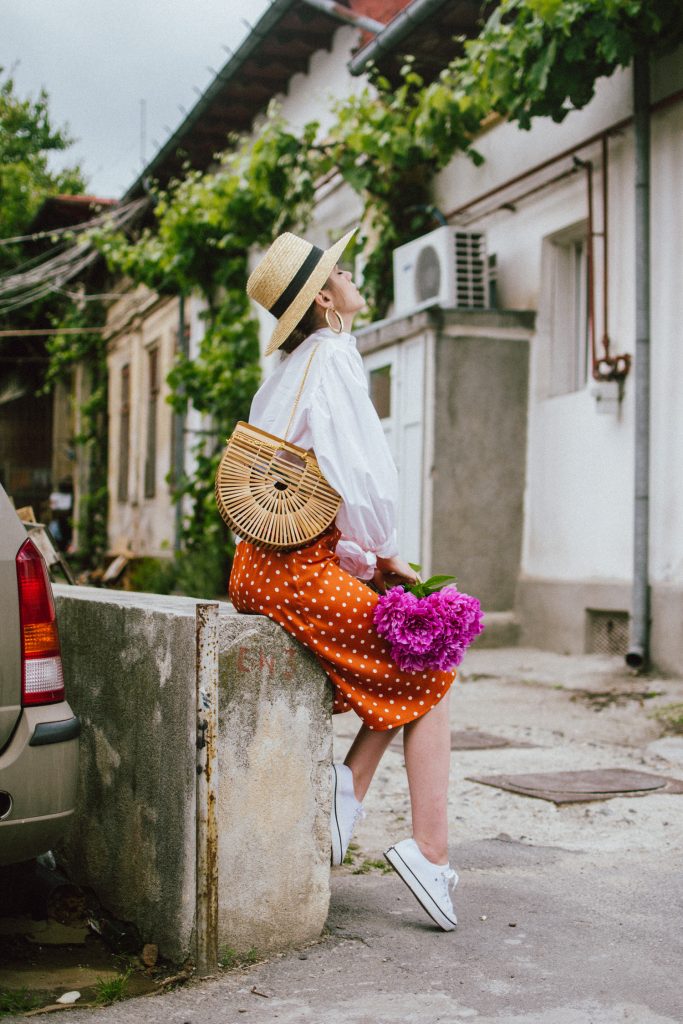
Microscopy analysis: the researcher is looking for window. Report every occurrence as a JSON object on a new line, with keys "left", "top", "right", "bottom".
{"left": 144, "top": 346, "right": 159, "bottom": 499}
{"left": 117, "top": 365, "right": 130, "bottom": 502}
{"left": 369, "top": 365, "right": 392, "bottom": 419}
{"left": 547, "top": 227, "right": 590, "bottom": 396}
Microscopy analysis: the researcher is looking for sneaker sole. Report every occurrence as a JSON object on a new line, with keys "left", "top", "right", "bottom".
{"left": 384, "top": 846, "right": 457, "bottom": 931}
{"left": 330, "top": 765, "right": 344, "bottom": 866}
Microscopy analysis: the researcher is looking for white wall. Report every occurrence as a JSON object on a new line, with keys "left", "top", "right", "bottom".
{"left": 430, "top": 51, "right": 683, "bottom": 592}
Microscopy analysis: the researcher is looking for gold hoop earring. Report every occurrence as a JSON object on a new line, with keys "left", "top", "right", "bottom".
{"left": 325, "top": 307, "right": 344, "bottom": 334}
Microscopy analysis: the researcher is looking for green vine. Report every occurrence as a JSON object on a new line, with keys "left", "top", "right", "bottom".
{"left": 91, "top": 115, "right": 325, "bottom": 575}
{"left": 41, "top": 299, "right": 108, "bottom": 568}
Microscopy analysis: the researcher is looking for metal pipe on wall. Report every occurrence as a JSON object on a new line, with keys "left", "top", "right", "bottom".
{"left": 195, "top": 602, "right": 219, "bottom": 976}
{"left": 626, "top": 50, "right": 652, "bottom": 671}
{"left": 173, "top": 294, "right": 189, "bottom": 553}
{"left": 601, "top": 135, "right": 610, "bottom": 358}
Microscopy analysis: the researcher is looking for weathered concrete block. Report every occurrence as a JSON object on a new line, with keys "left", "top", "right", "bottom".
{"left": 218, "top": 612, "right": 333, "bottom": 952}
{"left": 54, "top": 586, "right": 333, "bottom": 964}
{"left": 55, "top": 587, "right": 198, "bottom": 963}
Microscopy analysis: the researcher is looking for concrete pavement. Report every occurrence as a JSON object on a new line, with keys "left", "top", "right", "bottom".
{"left": 11, "top": 648, "right": 683, "bottom": 1023}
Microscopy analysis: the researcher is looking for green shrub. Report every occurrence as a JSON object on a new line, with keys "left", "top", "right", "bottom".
{"left": 126, "top": 557, "right": 177, "bottom": 595}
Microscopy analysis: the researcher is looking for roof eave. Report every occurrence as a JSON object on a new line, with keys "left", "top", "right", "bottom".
{"left": 123, "top": 0, "right": 300, "bottom": 201}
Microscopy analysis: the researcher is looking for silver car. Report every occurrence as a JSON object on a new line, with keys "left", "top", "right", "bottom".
{"left": 0, "top": 482, "right": 79, "bottom": 865}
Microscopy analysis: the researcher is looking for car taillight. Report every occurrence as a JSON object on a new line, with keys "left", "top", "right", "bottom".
{"left": 16, "top": 538, "right": 65, "bottom": 706}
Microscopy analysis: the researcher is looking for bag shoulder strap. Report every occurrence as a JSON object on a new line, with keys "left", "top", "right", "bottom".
{"left": 283, "top": 343, "right": 320, "bottom": 442}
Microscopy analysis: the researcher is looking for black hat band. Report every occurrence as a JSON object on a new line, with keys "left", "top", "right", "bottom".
{"left": 268, "top": 244, "right": 324, "bottom": 320}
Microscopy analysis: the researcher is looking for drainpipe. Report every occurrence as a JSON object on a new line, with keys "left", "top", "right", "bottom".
{"left": 348, "top": 0, "right": 455, "bottom": 75}
{"left": 300, "top": 0, "right": 385, "bottom": 34}
{"left": 626, "top": 49, "right": 651, "bottom": 671}
{"left": 173, "top": 294, "right": 188, "bottom": 552}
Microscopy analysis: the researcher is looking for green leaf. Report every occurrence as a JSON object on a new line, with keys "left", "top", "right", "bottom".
{"left": 421, "top": 574, "right": 457, "bottom": 590}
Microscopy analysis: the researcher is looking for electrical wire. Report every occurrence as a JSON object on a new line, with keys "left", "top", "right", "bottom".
{"left": 0, "top": 196, "right": 146, "bottom": 247}
{"left": 0, "top": 199, "right": 148, "bottom": 314}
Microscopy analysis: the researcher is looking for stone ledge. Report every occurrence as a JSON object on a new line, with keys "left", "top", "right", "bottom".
{"left": 54, "top": 587, "right": 333, "bottom": 962}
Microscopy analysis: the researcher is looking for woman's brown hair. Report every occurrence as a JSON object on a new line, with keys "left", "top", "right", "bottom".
{"left": 279, "top": 298, "right": 325, "bottom": 354}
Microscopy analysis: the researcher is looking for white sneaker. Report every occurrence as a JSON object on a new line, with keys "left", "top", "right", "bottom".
{"left": 384, "top": 837, "right": 458, "bottom": 931}
{"left": 330, "top": 763, "right": 365, "bottom": 866}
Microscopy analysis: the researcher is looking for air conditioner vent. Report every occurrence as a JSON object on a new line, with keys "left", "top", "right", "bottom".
{"left": 454, "top": 231, "right": 487, "bottom": 308}
{"left": 393, "top": 226, "right": 489, "bottom": 316}
{"left": 415, "top": 244, "right": 441, "bottom": 302}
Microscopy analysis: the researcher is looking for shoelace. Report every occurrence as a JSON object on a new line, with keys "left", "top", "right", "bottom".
{"left": 351, "top": 804, "right": 366, "bottom": 830}
{"left": 439, "top": 867, "right": 459, "bottom": 900}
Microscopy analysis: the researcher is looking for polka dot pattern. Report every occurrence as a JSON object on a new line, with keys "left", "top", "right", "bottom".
{"left": 228, "top": 525, "right": 456, "bottom": 732}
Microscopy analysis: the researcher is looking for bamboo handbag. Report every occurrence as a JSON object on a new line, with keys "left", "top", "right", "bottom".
{"left": 214, "top": 345, "right": 342, "bottom": 549}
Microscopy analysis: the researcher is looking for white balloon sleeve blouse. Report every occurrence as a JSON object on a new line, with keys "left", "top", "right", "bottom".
{"left": 247, "top": 326, "right": 399, "bottom": 580}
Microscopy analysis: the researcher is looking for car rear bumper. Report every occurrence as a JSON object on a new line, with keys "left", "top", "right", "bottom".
{"left": 0, "top": 701, "right": 79, "bottom": 866}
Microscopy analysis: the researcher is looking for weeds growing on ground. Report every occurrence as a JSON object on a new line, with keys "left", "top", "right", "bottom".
{"left": 352, "top": 858, "right": 393, "bottom": 876}
{"left": 571, "top": 689, "right": 663, "bottom": 711}
{"left": 342, "top": 841, "right": 361, "bottom": 866}
{"left": 94, "top": 970, "right": 131, "bottom": 1005}
{"left": 218, "top": 946, "right": 260, "bottom": 969}
{"left": 0, "top": 988, "right": 38, "bottom": 1017}
{"left": 650, "top": 702, "right": 683, "bottom": 735}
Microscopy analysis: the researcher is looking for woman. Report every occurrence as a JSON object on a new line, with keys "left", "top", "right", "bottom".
{"left": 229, "top": 229, "right": 458, "bottom": 931}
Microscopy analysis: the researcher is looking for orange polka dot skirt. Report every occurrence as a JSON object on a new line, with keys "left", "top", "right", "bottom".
{"left": 229, "top": 525, "right": 456, "bottom": 731}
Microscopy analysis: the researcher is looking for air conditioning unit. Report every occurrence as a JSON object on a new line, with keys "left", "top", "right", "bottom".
{"left": 392, "top": 226, "right": 489, "bottom": 316}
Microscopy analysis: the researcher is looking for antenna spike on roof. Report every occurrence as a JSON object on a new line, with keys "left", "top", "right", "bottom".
{"left": 222, "top": 45, "right": 234, "bottom": 56}
{"left": 207, "top": 66, "right": 219, "bottom": 76}
{"left": 193, "top": 85, "right": 203, "bottom": 97}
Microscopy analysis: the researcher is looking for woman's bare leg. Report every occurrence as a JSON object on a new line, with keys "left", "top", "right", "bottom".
{"left": 403, "top": 692, "right": 451, "bottom": 864}
{"left": 344, "top": 724, "right": 396, "bottom": 801}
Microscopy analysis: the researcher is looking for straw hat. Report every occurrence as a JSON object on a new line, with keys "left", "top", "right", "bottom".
{"left": 247, "top": 227, "right": 357, "bottom": 356}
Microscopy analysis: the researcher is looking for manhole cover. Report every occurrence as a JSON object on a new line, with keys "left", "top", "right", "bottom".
{"left": 450, "top": 730, "right": 537, "bottom": 751}
{"left": 451, "top": 730, "right": 510, "bottom": 750}
{"left": 467, "top": 768, "right": 683, "bottom": 804}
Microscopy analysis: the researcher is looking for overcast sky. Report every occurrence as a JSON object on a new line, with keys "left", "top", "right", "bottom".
{"left": 1, "top": 0, "right": 272, "bottom": 199}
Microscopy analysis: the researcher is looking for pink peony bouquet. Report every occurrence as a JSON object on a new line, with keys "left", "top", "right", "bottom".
{"left": 372, "top": 567, "right": 483, "bottom": 674}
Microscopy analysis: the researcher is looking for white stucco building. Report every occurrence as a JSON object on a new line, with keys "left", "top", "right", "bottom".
{"left": 108, "top": 0, "right": 683, "bottom": 670}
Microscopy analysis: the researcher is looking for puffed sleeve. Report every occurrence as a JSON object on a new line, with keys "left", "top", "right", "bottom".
{"left": 309, "top": 344, "right": 399, "bottom": 568}
{"left": 335, "top": 538, "right": 377, "bottom": 580}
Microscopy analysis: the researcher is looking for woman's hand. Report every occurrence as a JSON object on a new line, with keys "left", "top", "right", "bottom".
{"left": 375, "top": 555, "right": 419, "bottom": 589}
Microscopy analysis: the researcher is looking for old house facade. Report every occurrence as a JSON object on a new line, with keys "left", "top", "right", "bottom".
{"left": 106, "top": 0, "right": 683, "bottom": 670}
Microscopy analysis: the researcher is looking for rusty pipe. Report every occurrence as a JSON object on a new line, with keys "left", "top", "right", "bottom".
{"left": 195, "top": 602, "right": 220, "bottom": 976}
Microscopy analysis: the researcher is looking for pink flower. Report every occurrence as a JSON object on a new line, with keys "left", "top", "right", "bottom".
{"left": 373, "top": 583, "right": 483, "bottom": 674}
{"left": 372, "top": 585, "right": 418, "bottom": 643}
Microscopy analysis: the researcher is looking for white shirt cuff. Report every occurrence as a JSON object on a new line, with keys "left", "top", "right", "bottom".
{"left": 374, "top": 530, "right": 399, "bottom": 559}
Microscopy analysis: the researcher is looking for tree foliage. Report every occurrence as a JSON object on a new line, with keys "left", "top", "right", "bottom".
{"left": 0, "top": 69, "right": 106, "bottom": 566}
{"left": 455, "top": 0, "right": 683, "bottom": 130}
{"left": 93, "top": 114, "right": 324, "bottom": 556}
{"left": 0, "top": 68, "right": 85, "bottom": 272}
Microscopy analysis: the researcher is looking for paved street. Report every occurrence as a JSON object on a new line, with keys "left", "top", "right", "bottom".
{"left": 6, "top": 648, "right": 683, "bottom": 1023}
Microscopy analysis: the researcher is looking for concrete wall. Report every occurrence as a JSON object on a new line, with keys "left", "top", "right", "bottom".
{"left": 55, "top": 586, "right": 333, "bottom": 963}
{"left": 432, "top": 311, "right": 533, "bottom": 611}
{"left": 517, "top": 577, "right": 683, "bottom": 674}
{"left": 358, "top": 309, "right": 533, "bottom": 610}
{"left": 217, "top": 615, "right": 333, "bottom": 951}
